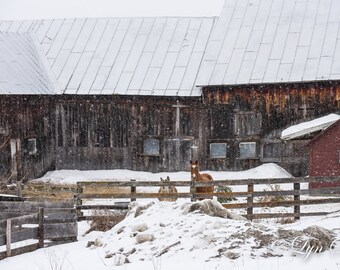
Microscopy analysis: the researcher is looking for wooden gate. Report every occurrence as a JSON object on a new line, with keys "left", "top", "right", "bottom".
{"left": 0, "top": 200, "right": 77, "bottom": 260}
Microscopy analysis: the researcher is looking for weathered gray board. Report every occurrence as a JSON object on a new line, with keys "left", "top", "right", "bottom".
{"left": 0, "top": 227, "right": 39, "bottom": 246}
{"left": 0, "top": 212, "right": 42, "bottom": 259}
{"left": 0, "top": 201, "right": 77, "bottom": 242}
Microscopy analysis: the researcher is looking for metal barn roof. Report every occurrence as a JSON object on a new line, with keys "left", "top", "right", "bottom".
{"left": 0, "top": 17, "right": 216, "bottom": 96}
{"left": 0, "top": 32, "right": 58, "bottom": 94}
{"left": 1, "top": 0, "right": 340, "bottom": 96}
{"left": 196, "top": 0, "right": 340, "bottom": 86}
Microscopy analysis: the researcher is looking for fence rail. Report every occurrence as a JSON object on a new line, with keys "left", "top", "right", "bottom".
{"left": 76, "top": 176, "right": 340, "bottom": 220}
{"left": 0, "top": 201, "right": 77, "bottom": 260}
{"left": 0, "top": 209, "right": 43, "bottom": 260}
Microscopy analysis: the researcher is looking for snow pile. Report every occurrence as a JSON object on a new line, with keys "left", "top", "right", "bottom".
{"left": 87, "top": 200, "right": 339, "bottom": 267}
{"left": 90, "top": 200, "right": 273, "bottom": 266}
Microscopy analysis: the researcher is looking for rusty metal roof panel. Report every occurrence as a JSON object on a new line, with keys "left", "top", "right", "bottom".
{"left": 0, "top": 32, "right": 59, "bottom": 95}
{"left": 198, "top": 0, "right": 340, "bottom": 86}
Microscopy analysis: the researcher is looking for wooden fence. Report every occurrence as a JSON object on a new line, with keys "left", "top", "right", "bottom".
{"left": 75, "top": 177, "right": 340, "bottom": 220}
{"left": 22, "top": 183, "right": 77, "bottom": 201}
{"left": 0, "top": 201, "right": 77, "bottom": 260}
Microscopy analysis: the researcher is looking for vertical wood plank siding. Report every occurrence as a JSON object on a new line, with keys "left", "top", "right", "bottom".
{"left": 53, "top": 82, "right": 340, "bottom": 175}
{"left": 203, "top": 82, "right": 340, "bottom": 174}
{"left": 203, "top": 82, "right": 340, "bottom": 132}
{"left": 1, "top": 81, "right": 340, "bottom": 181}
{"left": 55, "top": 96, "right": 202, "bottom": 172}
{"left": 0, "top": 96, "right": 55, "bottom": 181}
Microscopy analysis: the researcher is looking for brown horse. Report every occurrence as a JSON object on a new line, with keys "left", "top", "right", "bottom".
{"left": 190, "top": 160, "right": 213, "bottom": 199}
{"left": 158, "top": 176, "right": 178, "bottom": 202}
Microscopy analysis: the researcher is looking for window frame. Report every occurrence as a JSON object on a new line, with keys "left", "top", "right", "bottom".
{"left": 260, "top": 141, "right": 283, "bottom": 162}
{"left": 209, "top": 142, "right": 227, "bottom": 159}
{"left": 239, "top": 141, "right": 257, "bottom": 159}
{"left": 143, "top": 138, "right": 161, "bottom": 156}
{"left": 28, "top": 138, "right": 37, "bottom": 156}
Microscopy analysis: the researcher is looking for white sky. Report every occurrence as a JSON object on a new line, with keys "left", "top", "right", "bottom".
{"left": 0, "top": 0, "right": 224, "bottom": 20}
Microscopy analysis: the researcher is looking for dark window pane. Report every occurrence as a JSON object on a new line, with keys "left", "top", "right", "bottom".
{"left": 210, "top": 143, "right": 227, "bottom": 158}
{"left": 28, "top": 138, "right": 37, "bottom": 155}
{"left": 144, "top": 138, "right": 160, "bottom": 155}
{"left": 263, "top": 143, "right": 282, "bottom": 158}
{"left": 239, "top": 142, "right": 256, "bottom": 158}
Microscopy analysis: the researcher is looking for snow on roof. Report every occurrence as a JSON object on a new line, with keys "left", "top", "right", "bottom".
{"left": 197, "top": 0, "right": 340, "bottom": 86}
{"left": 0, "top": 17, "right": 215, "bottom": 96}
{"left": 281, "top": 113, "right": 340, "bottom": 140}
{"left": 0, "top": 32, "right": 59, "bottom": 94}
{"left": 2, "top": 0, "right": 340, "bottom": 96}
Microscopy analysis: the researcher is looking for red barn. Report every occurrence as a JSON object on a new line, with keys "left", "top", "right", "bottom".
{"left": 309, "top": 119, "right": 340, "bottom": 189}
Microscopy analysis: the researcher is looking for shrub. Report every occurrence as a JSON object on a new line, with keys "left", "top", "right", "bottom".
{"left": 215, "top": 186, "right": 236, "bottom": 203}
{"left": 257, "top": 184, "right": 289, "bottom": 203}
{"left": 84, "top": 209, "right": 127, "bottom": 235}
{"left": 277, "top": 217, "right": 295, "bottom": 224}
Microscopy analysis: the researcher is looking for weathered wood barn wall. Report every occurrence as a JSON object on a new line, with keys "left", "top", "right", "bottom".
{"left": 203, "top": 81, "right": 340, "bottom": 176}
{"left": 0, "top": 96, "right": 56, "bottom": 182}
{"left": 53, "top": 81, "right": 340, "bottom": 176}
{"left": 55, "top": 96, "right": 202, "bottom": 172}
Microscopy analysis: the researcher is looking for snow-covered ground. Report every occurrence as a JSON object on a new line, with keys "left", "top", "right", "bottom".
{"left": 1, "top": 164, "right": 340, "bottom": 270}
{"left": 33, "top": 163, "right": 292, "bottom": 185}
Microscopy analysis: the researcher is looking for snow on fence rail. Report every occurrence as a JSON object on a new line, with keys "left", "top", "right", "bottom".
{"left": 75, "top": 177, "right": 340, "bottom": 220}
{"left": 0, "top": 201, "right": 77, "bottom": 260}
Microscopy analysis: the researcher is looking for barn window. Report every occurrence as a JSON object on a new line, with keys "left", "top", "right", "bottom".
{"left": 234, "top": 111, "right": 262, "bottom": 137}
{"left": 210, "top": 143, "right": 227, "bottom": 158}
{"left": 28, "top": 138, "right": 37, "bottom": 155}
{"left": 239, "top": 142, "right": 256, "bottom": 159}
{"left": 143, "top": 138, "right": 160, "bottom": 155}
{"left": 262, "top": 142, "right": 282, "bottom": 160}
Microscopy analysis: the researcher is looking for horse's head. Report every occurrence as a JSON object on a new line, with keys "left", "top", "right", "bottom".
{"left": 190, "top": 160, "right": 199, "bottom": 180}
{"left": 160, "top": 176, "right": 170, "bottom": 182}
{"left": 158, "top": 176, "right": 177, "bottom": 201}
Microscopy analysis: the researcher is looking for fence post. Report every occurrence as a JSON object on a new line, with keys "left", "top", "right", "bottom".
{"left": 247, "top": 183, "right": 254, "bottom": 220}
{"left": 190, "top": 180, "right": 196, "bottom": 202}
{"left": 75, "top": 183, "right": 83, "bottom": 219}
{"left": 16, "top": 180, "right": 22, "bottom": 198}
{"left": 38, "top": 208, "right": 44, "bottom": 248}
{"left": 6, "top": 219, "right": 11, "bottom": 257}
{"left": 131, "top": 179, "right": 136, "bottom": 202}
{"left": 294, "top": 183, "right": 300, "bottom": 220}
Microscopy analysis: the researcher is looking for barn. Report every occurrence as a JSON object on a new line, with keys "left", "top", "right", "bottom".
{"left": 308, "top": 118, "right": 340, "bottom": 188}
{"left": 0, "top": 17, "right": 217, "bottom": 179}
{"left": 0, "top": 32, "right": 57, "bottom": 182}
{"left": 281, "top": 114, "right": 340, "bottom": 187}
{"left": 195, "top": 0, "right": 340, "bottom": 176}
{"left": 1, "top": 0, "right": 340, "bottom": 182}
